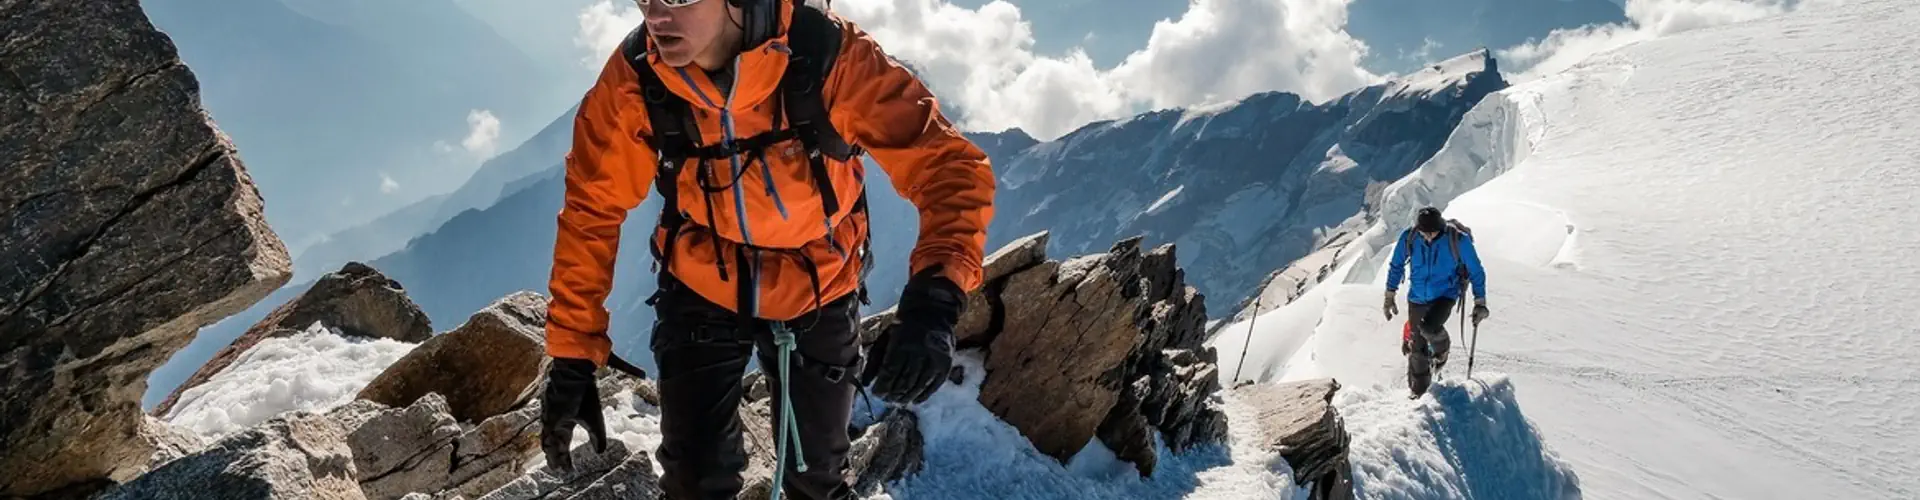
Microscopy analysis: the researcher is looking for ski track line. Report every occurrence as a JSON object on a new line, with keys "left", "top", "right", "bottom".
{"left": 1475, "top": 351, "right": 1917, "bottom": 498}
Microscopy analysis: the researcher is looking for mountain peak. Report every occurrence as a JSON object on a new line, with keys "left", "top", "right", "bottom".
{"left": 1387, "top": 48, "right": 1501, "bottom": 101}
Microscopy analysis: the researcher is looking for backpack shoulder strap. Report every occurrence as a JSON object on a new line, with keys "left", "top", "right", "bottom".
{"left": 781, "top": 4, "right": 858, "bottom": 161}
{"left": 621, "top": 25, "right": 702, "bottom": 276}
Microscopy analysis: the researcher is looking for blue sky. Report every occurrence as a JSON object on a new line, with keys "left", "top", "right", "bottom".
{"left": 142, "top": 0, "right": 1818, "bottom": 260}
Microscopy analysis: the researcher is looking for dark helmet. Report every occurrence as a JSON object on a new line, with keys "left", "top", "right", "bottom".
{"left": 1415, "top": 206, "right": 1445, "bottom": 233}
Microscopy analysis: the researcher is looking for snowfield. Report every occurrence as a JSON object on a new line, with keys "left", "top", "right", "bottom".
{"left": 163, "top": 323, "right": 418, "bottom": 437}
{"left": 1214, "top": 0, "right": 1920, "bottom": 498}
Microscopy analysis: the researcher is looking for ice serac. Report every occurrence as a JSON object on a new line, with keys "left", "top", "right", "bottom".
{"left": 0, "top": 0, "right": 292, "bottom": 496}
{"left": 982, "top": 49, "right": 1507, "bottom": 311}
{"left": 154, "top": 261, "right": 431, "bottom": 417}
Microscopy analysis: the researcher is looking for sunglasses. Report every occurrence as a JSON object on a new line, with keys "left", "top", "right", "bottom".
{"left": 636, "top": 0, "right": 707, "bottom": 7}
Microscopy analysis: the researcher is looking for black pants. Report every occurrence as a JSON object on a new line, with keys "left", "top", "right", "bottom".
{"left": 1405, "top": 296, "right": 1457, "bottom": 395}
{"left": 649, "top": 278, "right": 861, "bottom": 500}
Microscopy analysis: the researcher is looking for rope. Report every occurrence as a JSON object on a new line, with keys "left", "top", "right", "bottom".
{"left": 770, "top": 322, "right": 807, "bottom": 500}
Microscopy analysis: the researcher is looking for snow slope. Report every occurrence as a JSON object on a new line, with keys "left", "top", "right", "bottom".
{"left": 164, "top": 323, "right": 418, "bottom": 437}
{"left": 1216, "top": 0, "right": 1920, "bottom": 497}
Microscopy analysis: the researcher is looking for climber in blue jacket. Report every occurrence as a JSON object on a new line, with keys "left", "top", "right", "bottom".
{"left": 1384, "top": 206, "right": 1489, "bottom": 397}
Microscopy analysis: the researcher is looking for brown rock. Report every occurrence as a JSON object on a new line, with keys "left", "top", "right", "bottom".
{"left": 324, "top": 393, "right": 542, "bottom": 500}
{"left": 358, "top": 292, "right": 548, "bottom": 423}
{"left": 476, "top": 440, "right": 662, "bottom": 500}
{"left": 858, "top": 231, "right": 1051, "bottom": 348}
{"left": 976, "top": 241, "right": 1145, "bottom": 462}
{"left": 97, "top": 412, "right": 364, "bottom": 500}
{"left": 0, "top": 0, "right": 291, "bottom": 495}
{"left": 154, "top": 262, "right": 430, "bottom": 418}
{"left": 1235, "top": 378, "right": 1352, "bottom": 496}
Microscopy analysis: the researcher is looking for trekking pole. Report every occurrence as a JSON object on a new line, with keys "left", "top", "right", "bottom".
{"left": 1231, "top": 291, "right": 1264, "bottom": 386}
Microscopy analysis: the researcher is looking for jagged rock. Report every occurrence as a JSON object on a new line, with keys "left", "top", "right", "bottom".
{"left": 1095, "top": 385, "right": 1157, "bottom": 477}
{"left": 1133, "top": 348, "right": 1229, "bottom": 452}
{"left": 858, "top": 231, "right": 1051, "bottom": 347}
{"left": 139, "top": 415, "right": 210, "bottom": 474}
{"left": 358, "top": 292, "right": 548, "bottom": 423}
{"left": 1235, "top": 379, "right": 1353, "bottom": 498}
{"left": 326, "top": 393, "right": 542, "bottom": 500}
{"left": 475, "top": 440, "right": 662, "bottom": 500}
{"left": 736, "top": 407, "right": 926, "bottom": 500}
{"left": 154, "top": 262, "right": 429, "bottom": 417}
{"left": 0, "top": 0, "right": 291, "bottom": 495}
{"left": 743, "top": 370, "right": 770, "bottom": 403}
{"left": 975, "top": 238, "right": 1152, "bottom": 462}
{"left": 97, "top": 412, "right": 363, "bottom": 500}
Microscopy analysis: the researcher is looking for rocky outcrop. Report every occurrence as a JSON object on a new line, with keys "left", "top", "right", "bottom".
{"left": 0, "top": 0, "right": 292, "bottom": 495}
{"left": 138, "top": 416, "right": 211, "bottom": 474}
{"left": 863, "top": 232, "right": 1228, "bottom": 474}
{"left": 736, "top": 376, "right": 926, "bottom": 499}
{"left": 324, "top": 394, "right": 542, "bottom": 500}
{"left": 474, "top": 439, "right": 662, "bottom": 500}
{"left": 358, "top": 292, "right": 548, "bottom": 422}
{"left": 1235, "top": 379, "right": 1353, "bottom": 500}
{"left": 98, "top": 412, "right": 364, "bottom": 500}
{"left": 153, "top": 262, "right": 431, "bottom": 417}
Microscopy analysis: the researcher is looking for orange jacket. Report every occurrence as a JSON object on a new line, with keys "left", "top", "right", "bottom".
{"left": 545, "top": 5, "right": 995, "bottom": 365}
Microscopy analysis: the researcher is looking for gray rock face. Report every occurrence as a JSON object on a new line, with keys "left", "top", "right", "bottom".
{"left": 138, "top": 415, "right": 211, "bottom": 474}
{"left": 324, "top": 393, "right": 542, "bottom": 500}
{"left": 1235, "top": 379, "right": 1353, "bottom": 498}
{"left": 154, "top": 261, "right": 429, "bottom": 418}
{"left": 475, "top": 440, "right": 662, "bottom": 500}
{"left": 98, "top": 412, "right": 364, "bottom": 500}
{"left": 0, "top": 0, "right": 292, "bottom": 496}
{"left": 357, "top": 292, "right": 549, "bottom": 423}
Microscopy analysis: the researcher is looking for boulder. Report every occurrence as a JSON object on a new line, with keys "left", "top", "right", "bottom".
{"left": 97, "top": 412, "right": 363, "bottom": 500}
{"left": 358, "top": 292, "right": 548, "bottom": 423}
{"left": 859, "top": 231, "right": 1050, "bottom": 347}
{"left": 864, "top": 233, "right": 1229, "bottom": 472}
{"left": 1235, "top": 379, "right": 1353, "bottom": 499}
{"left": 474, "top": 440, "right": 662, "bottom": 500}
{"left": 325, "top": 393, "right": 543, "bottom": 500}
{"left": 154, "top": 262, "right": 430, "bottom": 417}
{"left": 0, "top": 0, "right": 291, "bottom": 495}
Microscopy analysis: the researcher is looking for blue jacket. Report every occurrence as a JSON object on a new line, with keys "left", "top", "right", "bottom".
{"left": 1386, "top": 227, "right": 1487, "bottom": 304}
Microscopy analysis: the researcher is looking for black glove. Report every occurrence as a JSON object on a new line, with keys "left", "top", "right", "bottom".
{"left": 1472, "top": 300, "right": 1490, "bottom": 326}
{"left": 869, "top": 267, "right": 963, "bottom": 404}
{"left": 1383, "top": 290, "right": 1399, "bottom": 320}
{"left": 540, "top": 357, "right": 606, "bottom": 474}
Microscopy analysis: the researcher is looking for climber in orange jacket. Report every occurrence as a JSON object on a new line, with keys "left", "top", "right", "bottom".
{"left": 537, "top": 0, "right": 993, "bottom": 498}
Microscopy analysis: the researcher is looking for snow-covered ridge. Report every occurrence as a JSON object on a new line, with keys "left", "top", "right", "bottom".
{"left": 1225, "top": 0, "right": 1920, "bottom": 497}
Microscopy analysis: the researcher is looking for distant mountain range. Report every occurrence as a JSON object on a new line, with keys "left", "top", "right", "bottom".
{"left": 145, "top": 47, "right": 1507, "bottom": 405}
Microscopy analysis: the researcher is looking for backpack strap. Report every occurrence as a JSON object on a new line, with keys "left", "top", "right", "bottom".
{"left": 622, "top": 25, "right": 719, "bottom": 295}
{"left": 781, "top": 4, "right": 862, "bottom": 220}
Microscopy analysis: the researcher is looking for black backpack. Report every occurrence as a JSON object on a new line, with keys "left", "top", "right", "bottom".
{"left": 618, "top": 3, "right": 873, "bottom": 308}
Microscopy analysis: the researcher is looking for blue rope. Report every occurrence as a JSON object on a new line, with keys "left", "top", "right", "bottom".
{"left": 770, "top": 322, "right": 807, "bottom": 500}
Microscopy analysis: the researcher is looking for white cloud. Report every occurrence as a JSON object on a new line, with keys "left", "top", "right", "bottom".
{"left": 569, "top": 0, "right": 1379, "bottom": 140}
{"left": 460, "top": 109, "right": 502, "bottom": 159}
{"left": 379, "top": 173, "right": 400, "bottom": 194}
{"left": 1499, "top": 0, "right": 1831, "bottom": 80}
{"left": 834, "top": 0, "right": 1380, "bottom": 140}
{"left": 575, "top": 0, "right": 647, "bottom": 66}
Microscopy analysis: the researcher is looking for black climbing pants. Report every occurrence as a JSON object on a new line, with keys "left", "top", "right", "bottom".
{"left": 1405, "top": 296, "right": 1457, "bottom": 395}
{"left": 649, "top": 277, "right": 862, "bottom": 500}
